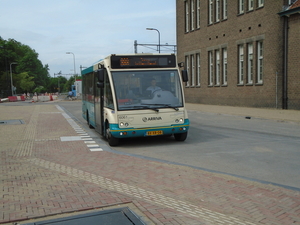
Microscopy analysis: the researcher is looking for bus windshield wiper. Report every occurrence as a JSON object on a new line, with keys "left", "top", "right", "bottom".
{"left": 142, "top": 104, "right": 179, "bottom": 111}
{"left": 121, "top": 105, "right": 159, "bottom": 112}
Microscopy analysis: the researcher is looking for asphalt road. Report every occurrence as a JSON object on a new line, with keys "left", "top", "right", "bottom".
{"left": 58, "top": 101, "right": 300, "bottom": 190}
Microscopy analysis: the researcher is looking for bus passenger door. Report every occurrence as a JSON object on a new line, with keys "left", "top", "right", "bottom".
{"left": 94, "top": 71, "right": 104, "bottom": 135}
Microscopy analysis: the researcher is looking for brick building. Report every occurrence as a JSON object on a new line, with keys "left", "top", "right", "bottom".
{"left": 176, "top": 0, "right": 300, "bottom": 110}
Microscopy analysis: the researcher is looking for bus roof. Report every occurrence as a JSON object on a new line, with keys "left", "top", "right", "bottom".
{"left": 82, "top": 53, "right": 177, "bottom": 75}
{"left": 81, "top": 66, "right": 93, "bottom": 75}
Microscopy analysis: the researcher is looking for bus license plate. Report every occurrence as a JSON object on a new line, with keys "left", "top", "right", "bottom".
{"left": 147, "top": 130, "right": 163, "bottom": 136}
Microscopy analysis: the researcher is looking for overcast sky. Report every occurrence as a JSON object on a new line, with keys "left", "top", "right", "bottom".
{"left": 1, "top": 0, "right": 176, "bottom": 78}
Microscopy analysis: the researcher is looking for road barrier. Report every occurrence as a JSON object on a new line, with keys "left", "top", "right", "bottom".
{"left": 1, "top": 95, "right": 58, "bottom": 103}
{"left": 31, "top": 95, "right": 58, "bottom": 102}
{"left": 0, "top": 98, "right": 9, "bottom": 103}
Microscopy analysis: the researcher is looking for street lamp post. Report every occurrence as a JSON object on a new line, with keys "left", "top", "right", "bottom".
{"left": 54, "top": 71, "right": 61, "bottom": 93}
{"left": 66, "top": 52, "right": 76, "bottom": 81}
{"left": 10, "top": 62, "right": 17, "bottom": 96}
{"left": 146, "top": 28, "right": 161, "bottom": 53}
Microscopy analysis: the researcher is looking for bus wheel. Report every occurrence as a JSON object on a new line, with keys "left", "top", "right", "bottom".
{"left": 106, "top": 123, "right": 119, "bottom": 146}
{"left": 174, "top": 132, "right": 188, "bottom": 141}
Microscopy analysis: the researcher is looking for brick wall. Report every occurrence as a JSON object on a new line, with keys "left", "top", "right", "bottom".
{"left": 177, "top": 0, "right": 299, "bottom": 109}
{"left": 287, "top": 14, "right": 300, "bottom": 110}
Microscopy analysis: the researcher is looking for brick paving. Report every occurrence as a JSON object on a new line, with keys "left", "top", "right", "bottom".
{"left": 0, "top": 102, "right": 300, "bottom": 224}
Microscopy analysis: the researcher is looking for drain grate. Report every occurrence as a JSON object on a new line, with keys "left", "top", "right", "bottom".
{"left": 0, "top": 119, "right": 25, "bottom": 125}
{"left": 20, "top": 207, "right": 146, "bottom": 225}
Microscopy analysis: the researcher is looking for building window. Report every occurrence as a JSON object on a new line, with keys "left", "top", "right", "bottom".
{"left": 215, "top": 50, "right": 220, "bottom": 85}
{"left": 248, "top": 0, "right": 254, "bottom": 11}
{"left": 239, "top": 0, "right": 245, "bottom": 14}
{"left": 191, "top": 0, "right": 195, "bottom": 30}
{"left": 223, "top": 0, "right": 228, "bottom": 19}
{"left": 196, "top": 0, "right": 201, "bottom": 28}
{"left": 247, "top": 43, "right": 253, "bottom": 84}
{"left": 222, "top": 48, "right": 227, "bottom": 85}
{"left": 238, "top": 45, "right": 244, "bottom": 85}
{"left": 185, "top": 55, "right": 190, "bottom": 86}
{"left": 185, "top": 1, "right": 189, "bottom": 32}
{"left": 209, "top": 0, "right": 214, "bottom": 24}
{"left": 216, "top": 0, "right": 221, "bottom": 22}
{"left": 257, "top": 41, "right": 263, "bottom": 83}
{"left": 258, "top": 0, "right": 264, "bottom": 7}
{"left": 288, "top": 0, "right": 297, "bottom": 5}
{"left": 196, "top": 53, "right": 201, "bottom": 86}
{"left": 191, "top": 54, "right": 195, "bottom": 86}
{"left": 209, "top": 51, "right": 214, "bottom": 85}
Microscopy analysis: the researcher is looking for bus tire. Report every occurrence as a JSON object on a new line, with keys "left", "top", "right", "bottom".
{"left": 174, "top": 132, "right": 188, "bottom": 141}
{"left": 106, "top": 123, "right": 119, "bottom": 146}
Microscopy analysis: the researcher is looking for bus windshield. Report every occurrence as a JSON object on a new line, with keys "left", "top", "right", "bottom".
{"left": 111, "top": 70, "right": 183, "bottom": 111}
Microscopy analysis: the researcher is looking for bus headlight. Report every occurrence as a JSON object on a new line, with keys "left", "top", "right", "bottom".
{"left": 175, "top": 118, "right": 184, "bottom": 123}
{"left": 120, "top": 122, "right": 129, "bottom": 127}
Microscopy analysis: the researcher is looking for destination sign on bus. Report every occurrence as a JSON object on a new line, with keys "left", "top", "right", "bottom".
{"left": 111, "top": 55, "right": 176, "bottom": 69}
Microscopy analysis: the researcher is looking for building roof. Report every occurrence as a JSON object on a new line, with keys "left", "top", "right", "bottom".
{"left": 278, "top": 0, "right": 300, "bottom": 16}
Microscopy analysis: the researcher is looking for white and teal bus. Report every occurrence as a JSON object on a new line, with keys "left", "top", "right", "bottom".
{"left": 82, "top": 54, "right": 189, "bottom": 146}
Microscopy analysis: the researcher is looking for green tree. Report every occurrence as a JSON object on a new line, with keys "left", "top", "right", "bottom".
{"left": 33, "top": 86, "right": 46, "bottom": 94}
{"left": 14, "top": 72, "right": 35, "bottom": 93}
{"left": 64, "top": 76, "right": 75, "bottom": 92}
{"left": 0, "top": 37, "right": 50, "bottom": 97}
{"left": 48, "top": 76, "right": 67, "bottom": 93}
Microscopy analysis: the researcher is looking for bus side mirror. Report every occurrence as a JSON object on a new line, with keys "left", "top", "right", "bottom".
{"left": 97, "top": 82, "right": 104, "bottom": 88}
{"left": 181, "top": 70, "right": 188, "bottom": 82}
{"left": 96, "top": 69, "right": 104, "bottom": 88}
{"left": 97, "top": 69, "right": 104, "bottom": 82}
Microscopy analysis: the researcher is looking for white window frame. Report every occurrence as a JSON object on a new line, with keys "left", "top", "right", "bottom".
{"left": 216, "top": 0, "right": 221, "bottom": 22}
{"left": 239, "top": 0, "right": 244, "bottom": 14}
{"left": 238, "top": 45, "right": 244, "bottom": 85}
{"left": 191, "top": 54, "right": 195, "bottom": 86}
{"left": 209, "top": 51, "right": 214, "bottom": 86}
{"left": 215, "top": 50, "right": 220, "bottom": 85}
{"left": 185, "top": 1, "right": 189, "bottom": 32}
{"left": 257, "top": 41, "right": 263, "bottom": 83}
{"left": 196, "top": 53, "right": 201, "bottom": 86}
{"left": 191, "top": 0, "right": 195, "bottom": 30}
{"left": 258, "top": 0, "right": 264, "bottom": 7}
{"left": 248, "top": 0, "right": 254, "bottom": 11}
{"left": 223, "top": 0, "right": 228, "bottom": 19}
{"left": 196, "top": 0, "right": 201, "bottom": 28}
{"left": 222, "top": 48, "right": 227, "bottom": 85}
{"left": 247, "top": 43, "right": 253, "bottom": 84}
{"left": 209, "top": 0, "right": 214, "bottom": 24}
{"left": 185, "top": 55, "right": 190, "bottom": 87}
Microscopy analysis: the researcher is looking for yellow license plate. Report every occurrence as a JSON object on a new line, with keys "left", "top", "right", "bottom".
{"left": 147, "top": 130, "right": 163, "bottom": 136}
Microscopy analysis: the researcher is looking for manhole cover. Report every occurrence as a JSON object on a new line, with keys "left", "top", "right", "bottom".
{"left": 20, "top": 207, "right": 146, "bottom": 225}
{"left": 0, "top": 119, "right": 25, "bottom": 125}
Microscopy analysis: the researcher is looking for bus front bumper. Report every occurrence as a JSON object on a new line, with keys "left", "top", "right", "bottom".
{"left": 109, "top": 119, "right": 190, "bottom": 139}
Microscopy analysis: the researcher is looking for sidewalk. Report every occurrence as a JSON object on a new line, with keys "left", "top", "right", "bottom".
{"left": 186, "top": 103, "right": 300, "bottom": 124}
{"left": 0, "top": 103, "right": 299, "bottom": 225}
